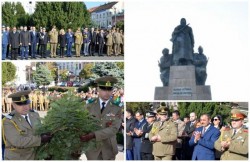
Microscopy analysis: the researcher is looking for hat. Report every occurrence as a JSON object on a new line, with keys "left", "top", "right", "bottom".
{"left": 231, "top": 109, "right": 247, "bottom": 120}
{"left": 157, "top": 106, "right": 168, "bottom": 115}
{"left": 146, "top": 111, "right": 156, "bottom": 117}
{"left": 95, "top": 76, "right": 117, "bottom": 89}
{"left": 8, "top": 90, "right": 31, "bottom": 105}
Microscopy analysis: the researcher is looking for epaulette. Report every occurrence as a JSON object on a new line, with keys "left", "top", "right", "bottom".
{"left": 110, "top": 99, "right": 123, "bottom": 107}
{"left": 86, "top": 98, "right": 96, "bottom": 104}
{"left": 5, "top": 113, "right": 14, "bottom": 120}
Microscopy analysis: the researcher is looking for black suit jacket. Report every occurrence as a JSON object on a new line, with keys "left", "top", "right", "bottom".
{"left": 97, "top": 33, "right": 105, "bottom": 44}
{"left": 126, "top": 117, "right": 136, "bottom": 150}
{"left": 89, "top": 31, "right": 97, "bottom": 43}
{"left": 30, "top": 31, "right": 38, "bottom": 44}
{"left": 184, "top": 121, "right": 196, "bottom": 137}
{"left": 141, "top": 122, "right": 154, "bottom": 153}
{"left": 20, "top": 31, "right": 30, "bottom": 46}
{"left": 38, "top": 32, "right": 48, "bottom": 45}
{"left": 9, "top": 32, "right": 20, "bottom": 48}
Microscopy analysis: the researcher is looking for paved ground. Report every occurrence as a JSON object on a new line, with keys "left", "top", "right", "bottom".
{"left": 38, "top": 111, "right": 124, "bottom": 160}
{"left": 5, "top": 53, "right": 124, "bottom": 61}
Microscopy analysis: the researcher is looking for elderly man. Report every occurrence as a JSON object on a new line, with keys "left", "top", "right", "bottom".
{"left": 214, "top": 109, "right": 248, "bottom": 160}
{"left": 2, "top": 90, "right": 52, "bottom": 160}
{"left": 79, "top": 76, "right": 122, "bottom": 160}
{"left": 149, "top": 106, "right": 177, "bottom": 160}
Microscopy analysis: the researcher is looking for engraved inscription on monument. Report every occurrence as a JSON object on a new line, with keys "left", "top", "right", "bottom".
{"left": 172, "top": 87, "right": 192, "bottom": 96}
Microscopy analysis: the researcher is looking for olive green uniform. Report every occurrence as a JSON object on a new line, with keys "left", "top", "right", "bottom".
{"left": 2, "top": 110, "right": 42, "bottom": 160}
{"left": 149, "top": 119, "right": 177, "bottom": 160}
{"left": 214, "top": 128, "right": 248, "bottom": 160}
{"left": 85, "top": 98, "right": 122, "bottom": 160}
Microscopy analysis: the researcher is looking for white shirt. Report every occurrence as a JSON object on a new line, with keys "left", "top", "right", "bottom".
{"left": 99, "top": 98, "right": 109, "bottom": 110}
{"left": 21, "top": 114, "right": 31, "bottom": 125}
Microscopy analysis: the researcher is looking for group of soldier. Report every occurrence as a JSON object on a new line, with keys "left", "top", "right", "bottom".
{"left": 126, "top": 106, "right": 248, "bottom": 160}
{"left": 2, "top": 86, "right": 124, "bottom": 114}
{"left": 2, "top": 25, "right": 124, "bottom": 60}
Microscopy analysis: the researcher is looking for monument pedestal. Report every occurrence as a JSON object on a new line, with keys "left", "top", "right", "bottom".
{"left": 155, "top": 65, "right": 212, "bottom": 100}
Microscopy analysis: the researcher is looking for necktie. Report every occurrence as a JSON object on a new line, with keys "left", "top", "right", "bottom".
{"left": 25, "top": 115, "right": 32, "bottom": 127}
{"left": 101, "top": 102, "right": 106, "bottom": 113}
{"left": 232, "top": 129, "right": 236, "bottom": 137}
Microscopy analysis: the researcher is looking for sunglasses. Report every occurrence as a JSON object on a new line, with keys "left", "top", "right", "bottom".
{"left": 213, "top": 118, "right": 219, "bottom": 121}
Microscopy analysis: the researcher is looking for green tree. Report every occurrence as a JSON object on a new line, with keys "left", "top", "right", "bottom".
{"left": 126, "top": 102, "right": 152, "bottom": 115}
{"left": 116, "top": 62, "right": 124, "bottom": 70}
{"left": 59, "top": 69, "right": 69, "bottom": 82}
{"left": 44, "top": 62, "right": 58, "bottom": 82}
{"left": 2, "top": 2, "right": 18, "bottom": 27}
{"left": 2, "top": 62, "right": 17, "bottom": 86}
{"left": 33, "top": 64, "right": 53, "bottom": 86}
{"left": 116, "top": 20, "right": 124, "bottom": 31}
{"left": 79, "top": 63, "right": 94, "bottom": 80}
{"left": 31, "top": 2, "right": 91, "bottom": 30}
{"left": 15, "top": 2, "right": 27, "bottom": 26}
{"left": 91, "top": 62, "right": 124, "bottom": 88}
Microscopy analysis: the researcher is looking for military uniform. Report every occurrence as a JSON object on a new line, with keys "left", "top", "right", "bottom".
{"left": 214, "top": 109, "right": 248, "bottom": 160}
{"left": 74, "top": 29, "right": 83, "bottom": 57}
{"left": 81, "top": 76, "right": 122, "bottom": 160}
{"left": 106, "top": 30, "right": 113, "bottom": 56}
{"left": 2, "top": 91, "right": 42, "bottom": 160}
{"left": 149, "top": 106, "right": 177, "bottom": 160}
{"left": 49, "top": 27, "right": 58, "bottom": 58}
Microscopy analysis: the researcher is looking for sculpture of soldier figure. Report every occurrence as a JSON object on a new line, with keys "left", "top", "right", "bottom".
{"left": 158, "top": 48, "right": 172, "bottom": 86}
{"left": 171, "top": 18, "right": 194, "bottom": 65}
{"left": 193, "top": 46, "right": 208, "bottom": 85}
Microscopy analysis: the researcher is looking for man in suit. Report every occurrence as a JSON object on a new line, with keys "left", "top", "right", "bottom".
{"left": 97, "top": 29, "right": 105, "bottom": 56}
{"left": 30, "top": 27, "right": 38, "bottom": 59}
{"left": 8, "top": 27, "right": 20, "bottom": 60}
{"left": 189, "top": 114, "right": 221, "bottom": 160}
{"left": 2, "top": 90, "right": 53, "bottom": 160}
{"left": 126, "top": 108, "right": 136, "bottom": 160}
{"left": 132, "top": 111, "right": 147, "bottom": 160}
{"left": 89, "top": 27, "right": 97, "bottom": 56}
{"left": 20, "top": 26, "right": 31, "bottom": 60}
{"left": 65, "top": 28, "right": 74, "bottom": 57}
{"left": 2, "top": 25, "right": 9, "bottom": 60}
{"left": 182, "top": 112, "right": 197, "bottom": 160}
{"left": 79, "top": 76, "right": 122, "bottom": 160}
{"left": 214, "top": 109, "right": 248, "bottom": 160}
{"left": 140, "top": 111, "right": 156, "bottom": 160}
{"left": 149, "top": 106, "right": 177, "bottom": 160}
{"left": 38, "top": 28, "right": 49, "bottom": 58}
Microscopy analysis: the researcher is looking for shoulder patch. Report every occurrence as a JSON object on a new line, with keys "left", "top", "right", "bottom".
{"left": 243, "top": 129, "right": 248, "bottom": 133}
{"left": 111, "top": 99, "right": 123, "bottom": 107}
{"left": 86, "top": 98, "right": 96, "bottom": 104}
{"left": 5, "top": 114, "right": 14, "bottom": 119}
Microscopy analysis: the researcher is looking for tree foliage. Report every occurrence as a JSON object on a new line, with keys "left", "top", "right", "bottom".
{"left": 31, "top": 2, "right": 91, "bottom": 30}
{"left": 79, "top": 63, "right": 94, "bottom": 79}
{"left": 2, "top": 2, "right": 26, "bottom": 27}
{"left": 33, "top": 64, "right": 53, "bottom": 86}
{"left": 35, "top": 92, "right": 100, "bottom": 160}
{"left": 91, "top": 62, "right": 124, "bottom": 88}
{"left": 2, "top": 62, "right": 17, "bottom": 86}
{"left": 126, "top": 102, "right": 153, "bottom": 115}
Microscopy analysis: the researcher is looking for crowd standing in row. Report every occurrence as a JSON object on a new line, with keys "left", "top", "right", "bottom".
{"left": 2, "top": 25, "right": 124, "bottom": 60}
{"left": 126, "top": 107, "right": 248, "bottom": 160}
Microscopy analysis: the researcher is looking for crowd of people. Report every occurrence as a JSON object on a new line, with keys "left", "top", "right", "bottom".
{"left": 2, "top": 87, "right": 124, "bottom": 113}
{"left": 126, "top": 107, "right": 248, "bottom": 160}
{"left": 2, "top": 25, "right": 124, "bottom": 60}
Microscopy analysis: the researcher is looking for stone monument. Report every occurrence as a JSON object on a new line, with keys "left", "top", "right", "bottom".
{"left": 155, "top": 18, "right": 212, "bottom": 100}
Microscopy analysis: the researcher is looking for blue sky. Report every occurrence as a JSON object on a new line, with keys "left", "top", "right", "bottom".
{"left": 84, "top": 1, "right": 107, "bottom": 9}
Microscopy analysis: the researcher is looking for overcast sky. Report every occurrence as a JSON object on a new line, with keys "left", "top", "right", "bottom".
{"left": 125, "top": 0, "right": 249, "bottom": 101}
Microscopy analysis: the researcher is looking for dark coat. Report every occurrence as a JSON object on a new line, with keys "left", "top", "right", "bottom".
{"left": 20, "top": 31, "right": 30, "bottom": 46}
{"left": 8, "top": 32, "right": 20, "bottom": 48}
{"left": 38, "top": 32, "right": 48, "bottom": 45}
{"left": 58, "top": 34, "right": 66, "bottom": 47}
{"left": 140, "top": 122, "right": 154, "bottom": 153}
{"left": 30, "top": 31, "right": 39, "bottom": 44}
{"left": 89, "top": 31, "right": 97, "bottom": 43}
{"left": 126, "top": 117, "right": 136, "bottom": 150}
{"left": 97, "top": 33, "right": 105, "bottom": 44}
